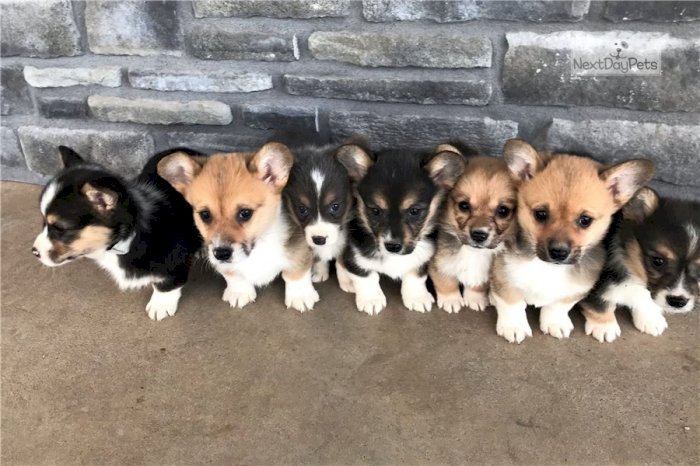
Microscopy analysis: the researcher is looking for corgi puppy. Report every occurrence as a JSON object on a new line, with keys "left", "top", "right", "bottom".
{"left": 157, "top": 143, "right": 319, "bottom": 312}
{"left": 429, "top": 143, "right": 518, "bottom": 313}
{"left": 580, "top": 188, "right": 699, "bottom": 342}
{"left": 336, "top": 144, "right": 465, "bottom": 315}
{"left": 490, "top": 139, "right": 655, "bottom": 343}
{"left": 32, "top": 146, "right": 203, "bottom": 320}
{"left": 279, "top": 137, "right": 354, "bottom": 283}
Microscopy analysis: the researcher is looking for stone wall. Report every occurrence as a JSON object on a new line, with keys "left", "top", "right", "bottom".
{"left": 1, "top": 0, "right": 698, "bottom": 199}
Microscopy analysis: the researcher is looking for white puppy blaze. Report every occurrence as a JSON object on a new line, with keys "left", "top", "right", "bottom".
{"left": 40, "top": 180, "right": 60, "bottom": 216}
{"left": 146, "top": 286, "right": 182, "bottom": 321}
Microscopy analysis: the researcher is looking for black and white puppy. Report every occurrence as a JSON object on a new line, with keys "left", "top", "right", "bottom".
{"left": 580, "top": 188, "right": 700, "bottom": 342}
{"left": 280, "top": 138, "right": 354, "bottom": 283}
{"left": 335, "top": 145, "right": 464, "bottom": 315}
{"left": 32, "top": 146, "right": 203, "bottom": 320}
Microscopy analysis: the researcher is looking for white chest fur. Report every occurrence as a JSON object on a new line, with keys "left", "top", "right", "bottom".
{"left": 355, "top": 238, "right": 434, "bottom": 279}
{"left": 503, "top": 255, "right": 594, "bottom": 307}
{"left": 91, "top": 250, "right": 160, "bottom": 290}
{"left": 439, "top": 245, "right": 496, "bottom": 287}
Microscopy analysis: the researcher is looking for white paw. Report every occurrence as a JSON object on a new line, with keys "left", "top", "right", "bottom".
{"left": 356, "top": 293, "right": 386, "bottom": 316}
{"left": 222, "top": 285, "right": 256, "bottom": 308}
{"left": 540, "top": 313, "right": 574, "bottom": 339}
{"left": 146, "top": 288, "right": 181, "bottom": 321}
{"left": 496, "top": 314, "right": 532, "bottom": 344}
{"left": 633, "top": 308, "right": 668, "bottom": 336}
{"left": 312, "top": 261, "right": 330, "bottom": 283}
{"left": 336, "top": 269, "right": 355, "bottom": 293}
{"left": 402, "top": 288, "right": 434, "bottom": 313}
{"left": 437, "top": 291, "right": 463, "bottom": 313}
{"left": 463, "top": 289, "right": 490, "bottom": 312}
{"left": 285, "top": 285, "right": 320, "bottom": 313}
{"left": 585, "top": 320, "right": 621, "bottom": 343}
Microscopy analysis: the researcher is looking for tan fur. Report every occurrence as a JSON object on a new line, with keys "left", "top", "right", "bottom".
{"left": 429, "top": 262, "right": 460, "bottom": 296}
{"left": 50, "top": 225, "right": 112, "bottom": 263}
{"left": 581, "top": 302, "right": 617, "bottom": 324}
{"left": 373, "top": 194, "right": 389, "bottom": 210}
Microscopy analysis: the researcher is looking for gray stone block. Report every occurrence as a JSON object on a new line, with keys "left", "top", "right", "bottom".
{"left": 502, "top": 32, "right": 700, "bottom": 112}
{"left": 161, "top": 131, "right": 268, "bottom": 153}
{"left": 0, "top": 0, "right": 82, "bottom": 57}
{"left": 128, "top": 69, "right": 272, "bottom": 93}
{"left": 241, "top": 104, "right": 318, "bottom": 132}
{"left": 88, "top": 96, "right": 233, "bottom": 126}
{"left": 24, "top": 66, "right": 122, "bottom": 88}
{"left": 363, "top": 0, "right": 590, "bottom": 22}
{"left": 1, "top": 127, "right": 26, "bottom": 168}
{"left": 37, "top": 97, "right": 88, "bottom": 119}
{"left": 85, "top": 1, "right": 182, "bottom": 56}
{"left": 1, "top": 67, "right": 32, "bottom": 116}
{"left": 309, "top": 31, "right": 491, "bottom": 68}
{"left": 545, "top": 118, "right": 700, "bottom": 188}
{"left": 284, "top": 75, "right": 491, "bottom": 105}
{"left": 604, "top": 1, "right": 700, "bottom": 22}
{"left": 193, "top": 0, "right": 350, "bottom": 18}
{"left": 329, "top": 111, "right": 518, "bottom": 154}
{"left": 17, "top": 126, "right": 155, "bottom": 177}
{"left": 186, "top": 25, "right": 298, "bottom": 61}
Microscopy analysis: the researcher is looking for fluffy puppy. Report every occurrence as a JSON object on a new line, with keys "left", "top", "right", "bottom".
{"left": 490, "top": 140, "right": 655, "bottom": 343}
{"left": 157, "top": 143, "right": 319, "bottom": 312}
{"left": 429, "top": 143, "right": 518, "bottom": 313}
{"left": 580, "top": 188, "right": 699, "bottom": 342}
{"left": 336, "top": 144, "right": 464, "bottom": 315}
{"left": 32, "top": 146, "right": 203, "bottom": 320}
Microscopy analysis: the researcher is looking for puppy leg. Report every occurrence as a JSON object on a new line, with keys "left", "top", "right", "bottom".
{"left": 222, "top": 272, "right": 257, "bottom": 308}
{"left": 335, "top": 260, "right": 355, "bottom": 293}
{"left": 430, "top": 264, "right": 462, "bottom": 313}
{"left": 463, "top": 282, "right": 490, "bottom": 312}
{"left": 604, "top": 280, "right": 667, "bottom": 336}
{"left": 491, "top": 258, "right": 531, "bottom": 343}
{"left": 282, "top": 267, "right": 320, "bottom": 313}
{"left": 401, "top": 269, "right": 434, "bottom": 313}
{"left": 146, "top": 282, "right": 183, "bottom": 321}
{"left": 581, "top": 300, "right": 620, "bottom": 343}
{"left": 312, "top": 259, "right": 330, "bottom": 283}
{"left": 539, "top": 297, "right": 578, "bottom": 339}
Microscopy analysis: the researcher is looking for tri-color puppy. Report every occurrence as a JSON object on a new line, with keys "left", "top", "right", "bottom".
{"left": 580, "top": 188, "right": 700, "bottom": 342}
{"left": 335, "top": 144, "right": 464, "bottom": 315}
{"left": 280, "top": 137, "right": 354, "bottom": 283}
{"left": 490, "top": 140, "right": 655, "bottom": 343}
{"left": 32, "top": 146, "right": 203, "bottom": 320}
{"left": 429, "top": 143, "right": 518, "bottom": 313}
{"left": 157, "top": 143, "right": 319, "bottom": 312}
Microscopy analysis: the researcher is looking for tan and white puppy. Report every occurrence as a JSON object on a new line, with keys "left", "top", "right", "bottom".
{"left": 157, "top": 143, "right": 319, "bottom": 312}
{"left": 429, "top": 144, "right": 518, "bottom": 313}
{"left": 490, "top": 140, "right": 655, "bottom": 343}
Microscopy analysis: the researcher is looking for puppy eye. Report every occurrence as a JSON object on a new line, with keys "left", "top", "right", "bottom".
{"left": 237, "top": 208, "right": 253, "bottom": 223}
{"left": 199, "top": 210, "right": 212, "bottom": 223}
{"left": 496, "top": 205, "right": 511, "bottom": 218}
{"left": 458, "top": 201, "right": 470, "bottom": 212}
{"left": 408, "top": 206, "right": 422, "bottom": 217}
{"left": 368, "top": 206, "right": 382, "bottom": 216}
{"left": 297, "top": 205, "right": 309, "bottom": 216}
{"left": 577, "top": 215, "right": 593, "bottom": 228}
{"left": 652, "top": 256, "right": 665, "bottom": 268}
{"left": 534, "top": 209, "right": 548, "bottom": 223}
{"left": 329, "top": 202, "right": 341, "bottom": 214}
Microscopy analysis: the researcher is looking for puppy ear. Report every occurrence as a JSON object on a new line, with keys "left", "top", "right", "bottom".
{"left": 58, "top": 146, "right": 84, "bottom": 168}
{"left": 599, "top": 159, "right": 655, "bottom": 208}
{"left": 622, "top": 187, "right": 659, "bottom": 223}
{"left": 157, "top": 152, "right": 203, "bottom": 194}
{"left": 434, "top": 144, "right": 462, "bottom": 156}
{"left": 503, "top": 139, "right": 543, "bottom": 181}
{"left": 425, "top": 149, "right": 466, "bottom": 189}
{"left": 81, "top": 183, "right": 118, "bottom": 213}
{"left": 250, "top": 142, "right": 294, "bottom": 190}
{"left": 336, "top": 144, "right": 373, "bottom": 183}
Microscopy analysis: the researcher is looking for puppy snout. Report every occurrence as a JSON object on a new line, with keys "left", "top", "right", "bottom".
{"left": 470, "top": 229, "right": 489, "bottom": 244}
{"left": 547, "top": 242, "right": 571, "bottom": 263}
{"left": 666, "top": 295, "right": 689, "bottom": 309}
{"left": 312, "top": 235, "right": 327, "bottom": 246}
{"left": 384, "top": 242, "right": 402, "bottom": 254}
{"left": 213, "top": 246, "right": 233, "bottom": 262}
{"left": 31, "top": 246, "right": 40, "bottom": 258}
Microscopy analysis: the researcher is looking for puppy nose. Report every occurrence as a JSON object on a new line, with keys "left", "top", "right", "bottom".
{"left": 548, "top": 245, "right": 570, "bottom": 262}
{"left": 470, "top": 230, "right": 489, "bottom": 243}
{"left": 384, "top": 242, "right": 402, "bottom": 253}
{"left": 213, "top": 247, "right": 232, "bottom": 262}
{"left": 31, "top": 247, "right": 40, "bottom": 257}
{"left": 312, "top": 236, "right": 327, "bottom": 246}
{"left": 666, "top": 295, "right": 688, "bottom": 308}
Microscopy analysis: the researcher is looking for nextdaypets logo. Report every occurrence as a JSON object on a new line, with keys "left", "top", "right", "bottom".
{"left": 572, "top": 40, "right": 661, "bottom": 76}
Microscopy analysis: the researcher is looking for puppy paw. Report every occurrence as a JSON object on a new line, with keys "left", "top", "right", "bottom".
{"left": 312, "top": 261, "right": 330, "bottom": 283}
{"left": 540, "top": 314, "right": 574, "bottom": 339}
{"left": 356, "top": 293, "right": 386, "bottom": 316}
{"left": 146, "top": 294, "right": 179, "bottom": 321}
{"left": 437, "top": 292, "right": 463, "bottom": 313}
{"left": 336, "top": 270, "right": 355, "bottom": 294}
{"left": 496, "top": 315, "right": 532, "bottom": 344}
{"left": 585, "top": 320, "right": 621, "bottom": 343}
{"left": 463, "top": 289, "right": 489, "bottom": 312}
{"left": 222, "top": 285, "right": 256, "bottom": 308}
{"left": 633, "top": 308, "right": 668, "bottom": 336}
{"left": 285, "top": 284, "right": 320, "bottom": 313}
{"left": 402, "top": 288, "right": 434, "bottom": 313}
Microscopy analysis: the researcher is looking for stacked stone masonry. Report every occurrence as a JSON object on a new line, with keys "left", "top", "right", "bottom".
{"left": 0, "top": 0, "right": 698, "bottom": 199}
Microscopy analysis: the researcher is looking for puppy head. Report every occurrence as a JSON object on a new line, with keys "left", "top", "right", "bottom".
{"left": 283, "top": 143, "right": 354, "bottom": 253}
{"left": 32, "top": 146, "right": 129, "bottom": 267}
{"left": 444, "top": 148, "right": 517, "bottom": 249}
{"left": 339, "top": 144, "right": 463, "bottom": 255}
{"left": 504, "top": 139, "right": 654, "bottom": 265}
{"left": 158, "top": 143, "right": 293, "bottom": 267}
{"left": 622, "top": 191, "right": 700, "bottom": 313}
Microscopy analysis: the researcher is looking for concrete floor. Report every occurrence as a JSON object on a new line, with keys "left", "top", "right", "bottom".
{"left": 1, "top": 181, "right": 698, "bottom": 465}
